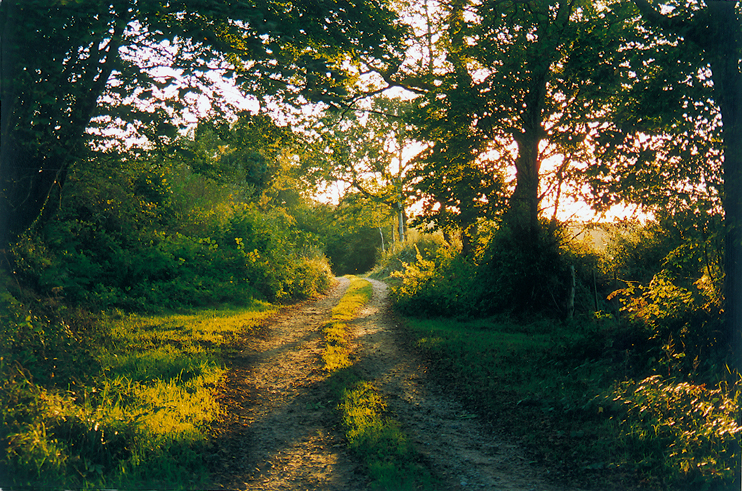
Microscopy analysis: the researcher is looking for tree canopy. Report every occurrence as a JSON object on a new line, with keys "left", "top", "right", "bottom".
{"left": 0, "top": 0, "right": 407, "bottom": 266}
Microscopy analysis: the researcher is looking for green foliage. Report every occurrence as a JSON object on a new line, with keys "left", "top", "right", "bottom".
{"left": 477, "top": 224, "right": 572, "bottom": 316}
{"left": 606, "top": 221, "right": 680, "bottom": 285}
{"left": 390, "top": 243, "right": 481, "bottom": 317}
{"left": 605, "top": 212, "right": 723, "bottom": 290}
{"left": 389, "top": 223, "right": 584, "bottom": 318}
{"left": 321, "top": 193, "right": 391, "bottom": 275}
{"left": 604, "top": 213, "right": 726, "bottom": 377}
{"left": 610, "top": 375, "right": 740, "bottom": 488}
{"left": 369, "top": 232, "right": 446, "bottom": 280}
{"left": 615, "top": 274, "right": 723, "bottom": 379}
{"left": 9, "top": 142, "right": 333, "bottom": 311}
{"left": 0, "top": 301, "right": 275, "bottom": 488}
{"left": 308, "top": 96, "right": 418, "bottom": 225}
{"left": 0, "top": 0, "right": 408, "bottom": 251}
{"left": 325, "top": 226, "right": 381, "bottom": 275}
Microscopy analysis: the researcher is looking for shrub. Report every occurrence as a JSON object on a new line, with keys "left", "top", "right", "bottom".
{"left": 388, "top": 224, "right": 591, "bottom": 318}
{"left": 286, "top": 257, "right": 334, "bottom": 299}
{"left": 390, "top": 242, "right": 484, "bottom": 318}
{"left": 606, "top": 221, "right": 678, "bottom": 285}
{"left": 475, "top": 223, "right": 573, "bottom": 316}
{"left": 370, "top": 234, "right": 446, "bottom": 280}
{"left": 613, "top": 273, "right": 724, "bottom": 379}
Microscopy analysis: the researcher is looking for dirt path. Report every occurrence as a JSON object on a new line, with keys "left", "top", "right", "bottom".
{"left": 209, "top": 278, "right": 580, "bottom": 490}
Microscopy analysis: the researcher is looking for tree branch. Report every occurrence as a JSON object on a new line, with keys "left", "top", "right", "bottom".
{"left": 632, "top": 0, "right": 697, "bottom": 38}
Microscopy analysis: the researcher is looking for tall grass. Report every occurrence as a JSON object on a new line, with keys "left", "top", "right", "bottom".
{"left": 1, "top": 301, "right": 276, "bottom": 488}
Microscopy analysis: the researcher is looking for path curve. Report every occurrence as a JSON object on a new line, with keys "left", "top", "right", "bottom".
{"left": 209, "top": 277, "right": 583, "bottom": 490}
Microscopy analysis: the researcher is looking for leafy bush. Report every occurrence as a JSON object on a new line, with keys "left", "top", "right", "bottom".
{"left": 390, "top": 223, "right": 584, "bottom": 318}
{"left": 476, "top": 223, "right": 573, "bottom": 316}
{"left": 613, "top": 273, "right": 724, "bottom": 379}
{"left": 10, "top": 197, "right": 332, "bottom": 311}
{"left": 370, "top": 234, "right": 446, "bottom": 280}
{"left": 285, "top": 257, "right": 334, "bottom": 300}
{"left": 390, "top": 244, "right": 481, "bottom": 317}
{"left": 606, "top": 214, "right": 726, "bottom": 379}
{"left": 606, "top": 221, "right": 679, "bottom": 285}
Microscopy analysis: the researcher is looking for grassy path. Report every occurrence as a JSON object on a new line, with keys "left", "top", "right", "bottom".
{"left": 3, "top": 277, "right": 588, "bottom": 490}
{"left": 209, "top": 277, "right": 369, "bottom": 490}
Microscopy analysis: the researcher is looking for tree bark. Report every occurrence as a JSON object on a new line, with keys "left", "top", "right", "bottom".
{"left": 503, "top": 1, "right": 571, "bottom": 240}
{"left": 0, "top": 0, "right": 17, "bottom": 270}
{"left": 398, "top": 203, "right": 406, "bottom": 243}
{"left": 509, "top": 129, "right": 543, "bottom": 238}
{"left": 704, "top": 1, "right": 742, "bottom": 375}
{"left": 632, "top": 0, "right": 742, "bottom": 375}
{"left": 0, "top": 1, "right": 127, "bottom": 269}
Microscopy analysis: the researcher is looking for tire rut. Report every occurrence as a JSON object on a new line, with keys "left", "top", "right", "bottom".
{"left": 210, "top": 277, "right": 584, "bottom": 490}
{"left": 209, "top": 277, "right": 368, "bottom": 490}
{"left": 352, "top": 279, "right": 582, "bottom": 491}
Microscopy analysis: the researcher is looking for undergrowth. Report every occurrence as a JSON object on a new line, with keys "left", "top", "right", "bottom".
{"left": 382, "top": 217, "right": 739, "bottom": 489}
{"left": 0, "top": 296, "right": 277, "bottom": 489}
{"left": 403, "top": 315, "right": 740, "bottom": 490}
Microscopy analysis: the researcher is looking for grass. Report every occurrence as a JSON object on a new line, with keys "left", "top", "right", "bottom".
{"left": 321, "top": 276, "right": 435, "bottom": 490}
{"left": 1, "top": 301, "right": 277, "bottom": 489}
{"left": 402, "top": 314, "right": 741, "bottom": 490}
{"left": 321, "top": 278, "right": 372, "bottom": 371}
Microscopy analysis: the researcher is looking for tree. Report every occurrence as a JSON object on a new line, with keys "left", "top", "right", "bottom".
{"left": 307, "top": 96, "right": 420, "bottom": 243}
{"left": 408, "top": 95, "right": 507, "bottom": 256}
{"left": 322, "top": 192, "right": 388, "bottom": 274}
{"left": 0, "top": 0, "right": 406, "bottom": 270}
{"left": 602, "top": 0, "right": 741, "bottom": 372}
{"left": 390, "top": 1, "right": 630, "bottom": 245}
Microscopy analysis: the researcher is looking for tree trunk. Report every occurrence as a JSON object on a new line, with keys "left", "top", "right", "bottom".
{"left": 706, "top": 1, "right": 742, "bottom": 375}
{"left": 0, "top": 0, "right": 17, "bottom": 270}
{"left": 567, "top": 265, "right": 576, "bottom": 319}
{"left": 502, "top": 3, "right": 571, "bottom": 240}
{"left": 508, "top": 130, "right": 542, "bottom": 238}
{"left": 0, "top": 1, "right": 126, "bottom": 270}
{"left": 461, "top": 228, "right": 473, "bottom": 257}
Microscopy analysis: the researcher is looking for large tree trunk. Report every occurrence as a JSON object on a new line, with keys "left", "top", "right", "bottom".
{"left": 508, "top": 131, "right": 542, "bottom": 238}
{"left": 0, "top": 0, "right": 55, "bottom": 270}
{"left": 706, "top": 1, "right": 742, "bottom": 375}
{"left": 0, "top": 0, "right": 125, "bottom": 271}
{"left": 0, "top": 0, "right": 18, "bottom": 270}
{"left": 503, "top": 2, "right": 571, "bottom": 241}
{"left": 634, "top": 0, "right": 742, "bottom": 377}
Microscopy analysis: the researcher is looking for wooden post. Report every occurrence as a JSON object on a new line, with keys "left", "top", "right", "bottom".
{"left": 567, "top": 265, "right": 575, "bottom": 319}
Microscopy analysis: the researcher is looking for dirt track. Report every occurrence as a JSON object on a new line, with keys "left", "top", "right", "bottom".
{"left": 209, "top": 278, "right": 579, "bottom": 490}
